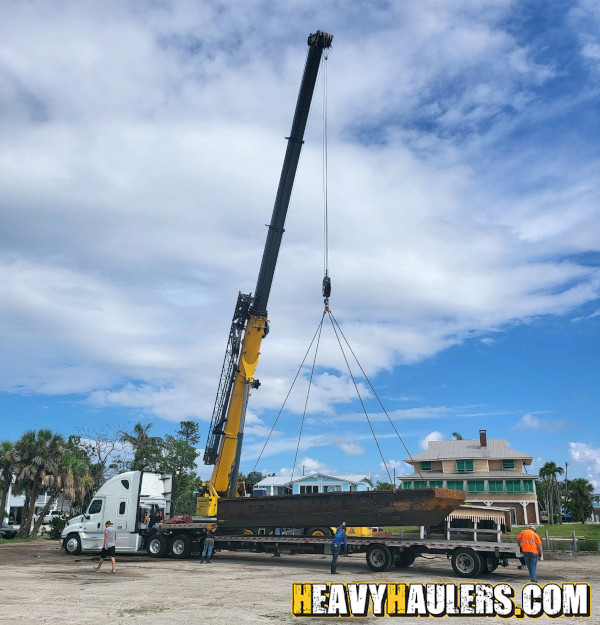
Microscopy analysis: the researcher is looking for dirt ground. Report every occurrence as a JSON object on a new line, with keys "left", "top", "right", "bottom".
{"left": 0, "top": 540, "right": 597, "bottom": 624}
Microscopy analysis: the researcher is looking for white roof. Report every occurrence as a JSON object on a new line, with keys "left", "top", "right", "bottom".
{"left": 255, "top": 476, "right": 293, "bottom": 487}
{"left": 256, "top": 473, "right": 373, "bottom": 487}
{"left": 405, "top": 438, "right": 532, "bottom": 463}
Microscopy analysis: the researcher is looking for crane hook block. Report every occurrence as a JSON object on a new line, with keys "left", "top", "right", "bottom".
{"left": 322, "top": 275, "right": 332, "bottom": 299}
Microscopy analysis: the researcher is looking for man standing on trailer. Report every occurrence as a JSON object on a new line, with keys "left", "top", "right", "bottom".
{"left": 330, "top": 522, "right": 347, "bottom": 574}
{"left": 517, "top": 525, "right": 543, "bottom": 583}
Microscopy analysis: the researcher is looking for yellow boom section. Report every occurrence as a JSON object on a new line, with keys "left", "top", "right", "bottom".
{"left": 196, "top": 313, "right": 267, "bottom": 517}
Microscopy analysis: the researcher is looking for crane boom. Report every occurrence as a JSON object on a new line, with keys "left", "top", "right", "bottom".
{"left": 199, "top": 31, "right": 333, "bottom": 515}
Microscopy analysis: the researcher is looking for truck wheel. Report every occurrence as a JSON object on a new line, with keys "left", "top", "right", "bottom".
{"left": 305, "top": 526, "right": 332, "bottom": 538}
{"left": 393, "top": 549, "right": 415, "bottom": 568}
{"left": 451, "top": 548, "right": 483, "bottom": 578}
{"left": 366, "top": 544, "right": 393, "bottom": 572}
{"left": 63, "top": 533, "right": 81, "bottom": 555}
{"left": 171, "top": 534, "right": 192, "bottom": 559}
{"left": 147, "top": 534, "right": 169, "bottom": 558}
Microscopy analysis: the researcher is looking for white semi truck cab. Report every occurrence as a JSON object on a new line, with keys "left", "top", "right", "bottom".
{"left": 62, "top": 471, "right": 172, "bottom": 555}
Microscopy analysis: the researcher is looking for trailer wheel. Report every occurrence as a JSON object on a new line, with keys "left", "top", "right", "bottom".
{"left": 451, "top": 548, "right": 483, "bottom": 578}
{"left": 305, "top": 526, "right": 332, "bottom": 538}
{"left": 366, "top": 544, "right": 393, "bottom": 572}
{"left": 482, "top": 554, "right": 499, "bottom": 574}
{"left": 147, "top": 534, "right": 169, "bottom": 558}
{"left": 63, "top": 533, "right": 81, "bottom": 555}
{"left": 171, "top": 534, "right": 192, "bottom": 559}
{"left": 393, "top": 549, "right": 415, "bottom": 568}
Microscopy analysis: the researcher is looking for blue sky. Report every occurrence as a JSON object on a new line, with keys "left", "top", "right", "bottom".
{"left": 1, "top": 1, "right": 599, "bottom": 487}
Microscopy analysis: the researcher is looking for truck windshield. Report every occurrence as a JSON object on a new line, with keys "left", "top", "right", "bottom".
{"left": 88, "top": 500, "right": 102, "bottom": 515}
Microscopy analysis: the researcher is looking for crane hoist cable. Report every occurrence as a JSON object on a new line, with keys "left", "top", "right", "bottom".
{"left": 250, "top": 312, "right": 327, "bottom": 474}
{"left": 326, "top": 310, "right": 425, "bottom": 481}
{"left": 251, "top": 47, "right": 424, "bottom": 486}
{"left": 289, "top": 312, "right": 326, "bottom": 485}
{"left": 321, "top": 51, "right": 332, "bottom": 308}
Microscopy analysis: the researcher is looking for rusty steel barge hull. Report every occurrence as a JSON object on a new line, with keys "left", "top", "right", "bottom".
{"left": 217, "top": 488, "right": 465, "bottom": 529}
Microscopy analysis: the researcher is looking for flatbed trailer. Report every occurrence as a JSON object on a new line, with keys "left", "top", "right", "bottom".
{"left": 149, "top": 522, "right": 521, "bottom": 578}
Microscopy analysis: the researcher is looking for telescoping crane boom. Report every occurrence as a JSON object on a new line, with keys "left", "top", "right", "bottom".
{"left": 197, "top": 31, "right": 333, "bottom": 517}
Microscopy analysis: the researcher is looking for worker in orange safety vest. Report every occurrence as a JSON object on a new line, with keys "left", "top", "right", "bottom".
{"left": 517, "top": 525, "right": 543, "bottom": 583}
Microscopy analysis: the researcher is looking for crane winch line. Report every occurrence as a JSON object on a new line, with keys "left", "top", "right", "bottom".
{"left": 250, "top": 42, "right": 425, "bottom": 487}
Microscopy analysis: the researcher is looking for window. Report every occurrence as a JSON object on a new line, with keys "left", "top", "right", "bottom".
{"left": 523, "top": 480, "right": 534, "bottom": 493}
{"left": 502, "top": 460, "right": 515, "bottom": 469}
{"left": 88, "top": 500, "right": 102, "bottom": 515}
{"left": 402, "top": 481, "right": 412, "bottom": 489}
{"left": 506, "top": 480, "right": 522, "bottom": 493}
{"left": 118, "top": 501, "right": 127, "bottom": 515}
{"left": 467, "top": 481, "right": 484, "bottom": 493}
{"left": 456, "top": 460, "right": 474, "bottom": 472}
{"left": 488, "top": 480, "right": 504, "bottom": 493}
{"left": 428, "top": 481, "right": 443, "bottom": 488}
{"left": 420, "top": 461, "right": 432, "bottom": 471}
{"left": 446, "top": 481, "right": 464, "bottom": 490}
{"left": 299, "top": 485, "right": 319, "bottom": 494}
{"left": 323, "top": 485, "right": 342, "bottom": 493}
{"left": 413, "top": 481, "right": 427, "bottom": 488}
{"left": 120, "top": 479, "right": 130, "bottom": 489}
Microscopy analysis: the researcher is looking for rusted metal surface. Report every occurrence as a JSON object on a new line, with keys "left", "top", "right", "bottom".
{"left": 217, "top": 488, "right": 466, "bottom": 529}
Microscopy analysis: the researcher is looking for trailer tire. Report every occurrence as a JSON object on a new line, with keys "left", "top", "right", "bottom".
{"left": 171, "top": 534, "right": 192, "bottom": 559}
{"left": 482, "top": 554, "right": 499, "bottom": 573}
{"left": 63, "top": 533, "right": 81, "bottom": 555}
{"left": 147, "top": 534, "right": 169, "bottom": 558}
{"left": 305, "top": 526, "right": 332, "bottom": 538}
{"left": 366, "top": 544, "right": 393, "bottom": 572}
{"left": 451, "top": 548, "right": 483, "bottom": 578}
{"left": 393, "top": 549, "right": 416, "bottom": 568}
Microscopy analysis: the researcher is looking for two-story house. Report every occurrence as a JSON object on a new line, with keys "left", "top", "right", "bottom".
{"left": 398, "top": 430, "right": 539, "bottom": 526}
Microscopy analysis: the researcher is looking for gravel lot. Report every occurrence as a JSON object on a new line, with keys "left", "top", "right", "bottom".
{"left": 0, "top": 540, "right": 597, "bottom": 624}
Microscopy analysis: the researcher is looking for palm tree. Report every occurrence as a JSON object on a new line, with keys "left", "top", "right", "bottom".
{"left": 452, "top": 432, "right": 464, "bottom": 440}
{"left": 567, "top": 478, "right": 594, "bottom": 523}
{"left": 13, "top": 429, "right": 66, "bottom": 537}
{"left": 0, "top": 440, "right": 15, "bottom": 521}
{"left": 30, "top": 441, "right": 93, "bottom": 536}
{"left": 539, "top": 461, "right": 564, "bottom": 525}
{"left": 120, "top": 422, "right": 163, "bottom": 471}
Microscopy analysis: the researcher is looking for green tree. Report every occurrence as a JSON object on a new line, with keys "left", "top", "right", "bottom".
{"left": 120, "top": 422, "right": 163, "bottom": 471}
{"left": 452, "top": 432, "right": 463, "bottom": 440}
{"left": 375, "top": 481, "right": 394, "bottom": 490}
{"left": 13, "top": 429, "right": 66, "bottom": 537}
{"left": 566, "top": 478, "right": 594, "bottom": 523}
{"left": 539, "top": 461, "right": 564, "bottom": 525}
{"left": 30, "top": 443, "right": 93, "bottom": 536}
{"left": 160, "top": 421, "right": 200, "bottom": 514}
{"left": 0, "top": 440, "right": 15, "bottom": 521}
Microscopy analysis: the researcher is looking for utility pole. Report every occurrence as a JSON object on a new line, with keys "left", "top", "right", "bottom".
{"left": 565, "top": 462, "right": 568, "bottom": 498}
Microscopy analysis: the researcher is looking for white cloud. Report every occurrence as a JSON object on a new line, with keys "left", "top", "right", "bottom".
{"left": 419, "top": 431, "right": 445, "bottom": 450}
{"left": 275, "top": 457, "right": 330, "bottom": 478}
{"left": 0, "top": 1, "right": 599, "bottom": 438}
{"left": 569, "top": 442, "right": 600, "bottom": 488}
{"left": 514, "top": 413, "right": 566, "bottom": 433}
